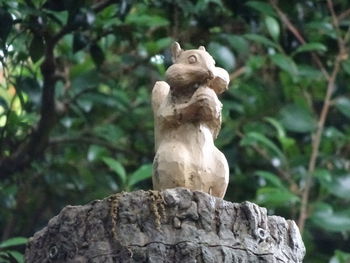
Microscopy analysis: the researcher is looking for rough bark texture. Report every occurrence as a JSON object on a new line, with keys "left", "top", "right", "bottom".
{"left": 25, "top": 188, "right": 305, "bottom": 263}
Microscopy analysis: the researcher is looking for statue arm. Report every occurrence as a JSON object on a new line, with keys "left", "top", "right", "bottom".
{"left": 152, "top": 81, "right": 170, "bottom": 113}
{"left": 158, "top": 87, "right": 221, "bottom": 126}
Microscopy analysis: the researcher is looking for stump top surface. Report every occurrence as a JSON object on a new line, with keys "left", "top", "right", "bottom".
{"left": 25, "top": 188, "right": 305, "bottom": 263}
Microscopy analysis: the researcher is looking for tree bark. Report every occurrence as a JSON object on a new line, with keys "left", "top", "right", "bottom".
{"left": 25, "top": 188, "right": 305, "bottom": 262}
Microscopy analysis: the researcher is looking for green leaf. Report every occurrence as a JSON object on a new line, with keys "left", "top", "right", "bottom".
{"left": 126, "top": 14, "right": 169, "bottom": 28}
{"left": 102, "top": 157, "right": 127, "bottom": 185}
{"left": 155, "top": 37, "right": 172, "bottom": 51}
{"left": 145, "top": 37, "right": 172, "bottom": 54}
{"left": 314, "top": 169, "right": 332, "bottom": 185}
{"left": 264, "top": 117, "right": 296, "bottom": 152}
{"left": 335, "top": 97, "right": 350, "bottom": 119}
{"left": 305, "top": 21, "right": 335, "bottom": 38}
{"left": 6, "top": 250, "right": 24, "bottom": 263}
{"left": 0, "top": 237, "right": 28, "bottom": 249}
{"left": 246, "top": 1, "right": 276, "bottom": 17}
{"left": 90, "top": 44, "right": 105, "bottom": 67}
{"left": 342, "top": 59, "right": 350, "bottom": 75}
{"left": 319, "top": 171, "right": 350, "bottom": 200}
{"left": 0, "top": 96, "right": 9, "bottom": 112}
{"left": 29, "top": 36, "right": 45, "bottom": 63}
{"left": 294, "top": 42, "right": 327, "bottom": 54}
{"left": 255, "top": 171, "right": 286, "bottom": 189}
{"left": 223, "top": 35, "right": 249, "bottom": 55}
{"left": 0, "top": 9, "right": 13, "bottom": 42}
{"left": 279, "top": 104, "right": 316, "bottom": 133}
{"left": 264, "top": 117, "right": 285, "bottom": 138}
{"left": 244, "top": 34, "right": 279, "bottom": 48}
{"left": 0, "top": 251, "right": 10, "bottom": 262}
{"left": 297, "top": 64, "right": 323, "bottom": 80}
{"left": 93, "top": 124, "right": 124, "bottom": 142}
{"left": 256, "top": 187, "right": 299, "bottom": 207}
{"left": 270, "top": 54, "right": 298, "bottom": 76}
{"left": 128, "top": 164, "right": 152, "bottom": 187}
{"left": 241, "top": 132, "right": 285, "bottom": 161}
{"left": 311, "top": 203, "right": 350, "bottom": 232}
{"left": 330, "top": 250, "right": 350, "bottom": 263}
{"left": 87, "top": 145, "right": 108, "bottom": 162}
{"left": 264, "top": 16, "right": 280, "bottom": 41}
{"left": 208, "top": 42, "right": 235, "bottom": 71}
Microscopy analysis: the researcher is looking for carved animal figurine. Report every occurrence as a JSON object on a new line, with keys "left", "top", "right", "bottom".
{"left": 152, "top": 42, "right": 230, "bottom": 198}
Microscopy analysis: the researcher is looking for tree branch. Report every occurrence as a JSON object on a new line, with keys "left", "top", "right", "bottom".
{"left": 338, "top": 8, "right": 350, "bottom": 21}
{"left": 49, "top": 136, "right": 131, "bottom": 155}
{"left": 297, "top": 0, "right": 347, "bottom": 233}
{"left": 297, "top": 57, "right": 341, "bottom": 233}
{"left": 269, "top": 0, "right": 330, "bottom": 80}
{"left": 92, "top": 0, "right": 115, "bottom": 13}
{"left": 0, "top": 1, "right": 118, "bottom": 178}
{"left": 0, "top": 38, "right": 58, "bottom": 177}
{"left": 229, "top": 66, "right": 246, "bottom": 82}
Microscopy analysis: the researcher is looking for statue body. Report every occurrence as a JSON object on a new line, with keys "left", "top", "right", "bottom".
{"left": 152, "top": 42, "right": 230, "bottom": 198}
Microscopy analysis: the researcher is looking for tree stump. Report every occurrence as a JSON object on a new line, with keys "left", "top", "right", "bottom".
{"left": 25, "top": 188, "right": 305, "bottom": 262}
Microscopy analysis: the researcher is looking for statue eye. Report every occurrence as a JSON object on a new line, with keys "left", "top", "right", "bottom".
{"left": 188, "top": 55, "right": 197, "bottom": 64}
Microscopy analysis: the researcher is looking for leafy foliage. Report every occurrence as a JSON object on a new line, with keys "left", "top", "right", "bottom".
{"left": 0, "top": 237, "right": 27, "bottom": 263}
{"left": 0, "top": 0, "right": 350, "bottom": 262}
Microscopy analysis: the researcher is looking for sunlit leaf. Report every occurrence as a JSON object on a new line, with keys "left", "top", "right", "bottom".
{"left": 264, "top": 16, "right": 280, "bottom": 41}
{"left": 128, "top": 164, "right": 152, "bottom": 187}
{"left": 0, "top": 237, "right": 27, "bottom": 249}
{"left": 102, "top": 157, "right": 127, "bottom": 185}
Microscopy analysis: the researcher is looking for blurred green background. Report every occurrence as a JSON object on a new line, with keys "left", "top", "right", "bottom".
{"left": 0, "top": 0, "right": 350, "bottom": 262}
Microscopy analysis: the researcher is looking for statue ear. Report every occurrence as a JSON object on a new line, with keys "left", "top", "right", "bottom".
{"left": 171, "top": 42, "right": 182, "bottom": 62}
{"left": 198, "top": 46, "right": 206, "bottom": 51}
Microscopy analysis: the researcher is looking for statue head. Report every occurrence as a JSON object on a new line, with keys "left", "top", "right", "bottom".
{"left": 165, "top": 42, "right": 229, "bottom": 94}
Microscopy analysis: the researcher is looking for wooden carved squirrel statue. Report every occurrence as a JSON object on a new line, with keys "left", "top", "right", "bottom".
{"left": 152, "top": 42, "right": 230, "bottom": 198}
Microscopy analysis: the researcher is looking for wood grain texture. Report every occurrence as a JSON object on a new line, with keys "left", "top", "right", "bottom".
{"left": 152, "top": 42, "right": 230, "bottom": 198}
{"left": 25, "top": 188, "right": 305, "bottom": 262}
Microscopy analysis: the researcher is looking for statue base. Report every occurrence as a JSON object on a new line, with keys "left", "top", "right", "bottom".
{"left": 25, "top": 188, "right": 305, "bottom": 262}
